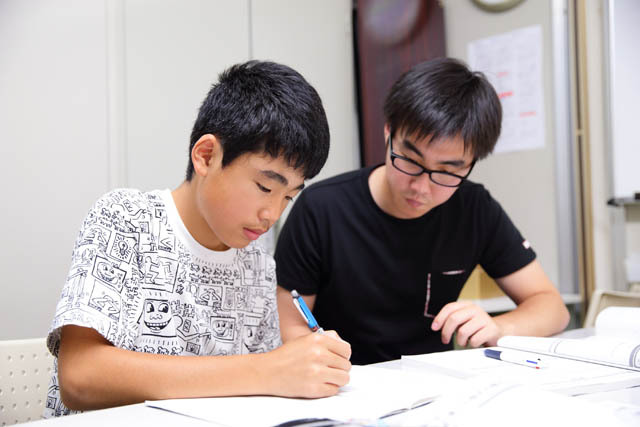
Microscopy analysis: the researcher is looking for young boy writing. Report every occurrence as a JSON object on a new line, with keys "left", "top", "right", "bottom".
{"left": 44, "top": 61, "right": 351, "bottom": 417}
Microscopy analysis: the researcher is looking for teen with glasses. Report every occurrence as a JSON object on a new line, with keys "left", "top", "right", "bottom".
{"left": 275, "top": 58, "right": 569, "bottom": 365}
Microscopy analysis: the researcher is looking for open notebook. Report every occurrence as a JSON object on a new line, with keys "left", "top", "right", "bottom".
{"left": 498, "top": 306, "right": 640, "bottom": 371}
{"left": 402, "top": 307, "right": 640, "bottom": 396}
{"left": 145, "top": 365, "right": 463, "bottom": 426}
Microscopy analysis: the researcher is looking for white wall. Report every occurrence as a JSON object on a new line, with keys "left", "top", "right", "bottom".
{"left": 0, "top": 0, "right": 111, "bottom": 340}
{"left": 0, "top": 0, "right": 358, "bottom": 340}
{"left": 122, "top": 0, "right": 252, "bottom": 191}
{"left": 441, "top": 0, "right": 569, "bottom": 292}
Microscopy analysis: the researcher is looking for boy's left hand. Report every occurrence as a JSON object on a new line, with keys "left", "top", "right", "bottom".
{"left": 431, "top": 301, "right": 503, "bottom": 348}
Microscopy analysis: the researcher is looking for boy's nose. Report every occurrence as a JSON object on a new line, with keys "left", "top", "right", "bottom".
{"left": 409, "top": 173, "right": 433, "bottom": 195}
{"left": 258, "top": 203, "right": 279, "bottom": 227}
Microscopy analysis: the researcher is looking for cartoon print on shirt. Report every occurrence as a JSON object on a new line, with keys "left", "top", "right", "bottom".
{"left": 195, "top": 285, "right": 223, "bottom": 309}
{"left": 243, "top": 315, "right": 268, "bottom": 353}
{"left": 138, "top": 227, "right": 155, "bottom": 252}
{"left": 235, "top": 287, "right": 249, "bottom": 311}
{"left": 173, "top": 303, "right": 200, "bottom": 341}
{"left": 45, "top": 189, "right": 281, "bottom": 418}
{"left": 142, "top": 254, "right": 178, "bottom": 292}
{"left": 45, "top": 368, "right": 71, "bottom": 417}
{"left": 88, "top": 283, "right": 122, "bottom": 321}
{"left": 80, "top": 226, "right": 111, "bottom": 251}
{"left": 59, "top": 268, "right": 88, "bottom": 306}
{"left": 211, "top": 316, "right": 236, "bottom": 341}
{"left": 80, "top": 247, "right": 96, "bottom": 266}
{"left": 91, "top": 256, "right": 126, "bottom": 292}
{"left": 139, "top": 298, "right": 176, "bottom": 337}
{"left": 157, "top": 219, "right": 175, "bottom": 253}
{"left": 185, "top": 341, "right": 201, "bottom": 354}
{"left": 107, "top": 232, "right": 137, "bottom": 263}
{"left": 222, "top": 287, "right": 235, "bottom": 310}
{"left": 238, "top": 248, "right": 266, "bottom": 286}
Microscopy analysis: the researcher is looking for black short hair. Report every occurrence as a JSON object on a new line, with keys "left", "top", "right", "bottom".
{"left": 383, "top": 57, "right": 501, "bottom": 160}
{"left": 186, "top": 61, "right": 330, "bottom": 181}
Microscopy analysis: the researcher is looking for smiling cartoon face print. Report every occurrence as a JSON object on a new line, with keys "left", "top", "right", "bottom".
{"left": 140, "top": 298, "right": 176, "bottom": 337}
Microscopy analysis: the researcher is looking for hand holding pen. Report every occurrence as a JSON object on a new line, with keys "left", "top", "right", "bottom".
{"left": 261, "top": 289, "right": 351, "bottom": 398}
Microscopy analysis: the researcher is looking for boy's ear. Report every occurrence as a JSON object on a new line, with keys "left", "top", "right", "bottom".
{"left": 384, "top": 123, "right": 390, "bottom": 146}
{"left": 191, "top": 134, "right": 223, "bottom": 177}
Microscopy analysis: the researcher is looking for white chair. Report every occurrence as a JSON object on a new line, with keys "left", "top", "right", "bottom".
{"left": 0, "top": 338, "right": 53, "bottom": 425}
{"left": 583, "top": 289, "right": 640, "bottom": 328}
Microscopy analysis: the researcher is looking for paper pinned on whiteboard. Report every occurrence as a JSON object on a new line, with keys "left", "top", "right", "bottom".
{"left": 468, "top": 25, "right": 545, "bottom": 154}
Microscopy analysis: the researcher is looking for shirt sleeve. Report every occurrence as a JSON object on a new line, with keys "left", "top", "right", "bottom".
{"left": 478, "top": 190, "right": 536, "bottom": 279}
{"left": 47, "top": 191, "right": 141, "bottom": 357}
{"left": 274, "top": 190, "right": 325, "bottom": 295}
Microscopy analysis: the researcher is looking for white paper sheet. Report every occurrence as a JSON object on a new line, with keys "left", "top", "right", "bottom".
{"left": 145, "top": 365, "right": 463, "bottom": 426}
{"left": 389, "top": 377, "right": 632, "bottom": 427}
{"left": 468, "top": 25, "right": 545, "bottom": 154}
{"left": 402, "top": 347, "right": 640, "bottom": 395}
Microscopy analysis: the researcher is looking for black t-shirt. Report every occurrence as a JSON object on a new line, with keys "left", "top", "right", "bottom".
{"left": 275, "top": 165, "right": 535, "bottom": 365}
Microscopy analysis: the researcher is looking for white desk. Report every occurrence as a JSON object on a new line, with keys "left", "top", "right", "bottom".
{"left": 23, "top": 339, "right": 640, "bottom": 426}
{"left": 24, "top": 403, "right": 213, "bottom": 427}
{"left": 376, "top": 354, "right": 640, "bottom": 406}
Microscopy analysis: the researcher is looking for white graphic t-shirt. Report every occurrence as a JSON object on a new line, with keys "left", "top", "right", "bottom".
{"left": 44, "top": 189, "right": 281, "bottom": 417}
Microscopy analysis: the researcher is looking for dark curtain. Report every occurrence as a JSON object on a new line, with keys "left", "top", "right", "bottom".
{"left": 354, "top": 0, "right": 446, "bottom": 167}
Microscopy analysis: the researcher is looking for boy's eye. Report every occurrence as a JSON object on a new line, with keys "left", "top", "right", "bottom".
{"left": 285, "top": 196, "right": 294, "bottom": 202}
{"left": 256, "top": 182, "right": 271, "bottom": 193}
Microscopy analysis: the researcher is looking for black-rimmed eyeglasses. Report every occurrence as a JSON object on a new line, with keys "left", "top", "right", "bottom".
{"left": 388, "top": 131, "right": 476, "bottom": 188}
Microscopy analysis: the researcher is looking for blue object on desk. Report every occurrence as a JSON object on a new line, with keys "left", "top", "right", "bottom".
{"left": 484, "top": 348, "right": 545, "bottom": 369}
{"left": 291, "top": 289, "right": 324, "bottom": 333}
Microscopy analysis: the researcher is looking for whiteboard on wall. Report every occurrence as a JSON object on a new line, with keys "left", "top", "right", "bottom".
{"left": 607, "top": 0, "right": 640, "bottom": 199}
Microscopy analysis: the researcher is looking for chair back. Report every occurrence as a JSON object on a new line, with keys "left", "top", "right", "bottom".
{"left": 0, "top": 337, "right": 53, "bottom": 425}
{"left": 583, "top": 290, "right": 640, "bottom": 328}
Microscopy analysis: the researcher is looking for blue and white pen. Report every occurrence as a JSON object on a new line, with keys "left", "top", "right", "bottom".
{"left": 291, "top": 289, "right": 324, "bottom": 333}
{"left": 484, "top": 349, "right": 546, "bottom": 369}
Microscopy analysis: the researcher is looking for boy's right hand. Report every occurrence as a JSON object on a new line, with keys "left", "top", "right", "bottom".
{"left": 263, "top": 330, "right": 351, "bottom": 398}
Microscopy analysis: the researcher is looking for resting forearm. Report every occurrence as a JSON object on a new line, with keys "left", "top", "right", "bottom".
{"left": 59, "top": 345, "right": 267, "bottom": 410}
{"left": 57, "top": 324, "right": 351, "bottom": 410}
{"left": 494, "top": 291, "right": 570, "bottom": 338}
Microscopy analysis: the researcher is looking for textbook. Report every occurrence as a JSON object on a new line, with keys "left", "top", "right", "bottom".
{"left": 402, "top": 307, "right": 640, "bottom": 396}
{"left": 498, "top": 306, "right": 640, "bottom": 372}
